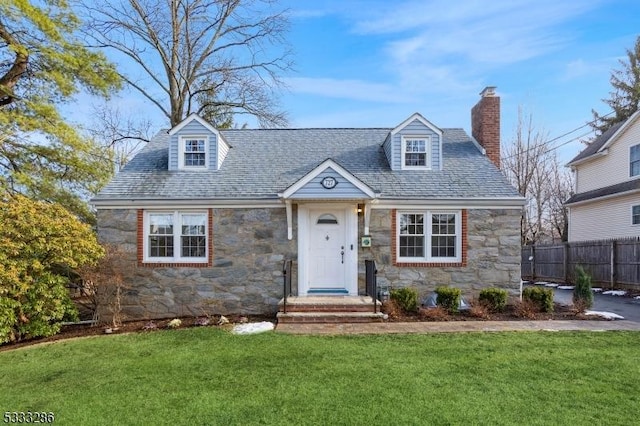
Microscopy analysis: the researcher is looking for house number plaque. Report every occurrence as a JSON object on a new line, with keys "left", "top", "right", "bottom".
{"left": 321, "top": 177, "right": 337, "bottom": 189}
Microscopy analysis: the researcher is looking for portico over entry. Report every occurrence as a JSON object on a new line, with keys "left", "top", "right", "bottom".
{"left": 278, "top": 159, "right": 378, "bottom": 296}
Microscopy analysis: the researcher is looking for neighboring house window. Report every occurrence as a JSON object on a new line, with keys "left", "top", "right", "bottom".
{"left": 401, "top": 136, "right": 430, "bottom": 169}
{"left": 631, "top": 144, "right": 640, "bottom": 177}
{"left": 145, "top": 211, "right": 208, "bottom": 262}
{"left": 397, "top": 210, "right": 461, "bottom": 262}
{"left": 633, "top": 205, "right": 640, "bottom": 225}
{"left": 180, "top": 136, "right": 208, "bottom": 169}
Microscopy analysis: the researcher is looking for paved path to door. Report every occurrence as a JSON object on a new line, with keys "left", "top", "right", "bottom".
{"left": 275, "top": 319, "right": 640, "bottom": 335}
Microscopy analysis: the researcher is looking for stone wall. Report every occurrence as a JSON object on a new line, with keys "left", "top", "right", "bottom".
{"left": 358, "top": 208, "right": 521, "bottom": 299}
{"left": 97, "top": 206, "right": 520, "bottom": 320}
{"left": 97, "top": 208, "right": 297, "bottom": 321}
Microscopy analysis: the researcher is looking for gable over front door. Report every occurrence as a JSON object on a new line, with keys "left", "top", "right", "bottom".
{"left": 298, "top": 204, "right": 358, "bottom": 296}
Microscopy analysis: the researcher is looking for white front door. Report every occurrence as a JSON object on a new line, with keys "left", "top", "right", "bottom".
{"left": 298, "top": 204, "right": 358, "bottom": 295}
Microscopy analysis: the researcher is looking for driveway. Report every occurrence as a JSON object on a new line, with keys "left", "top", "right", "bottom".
{"left": 528, "top": 284, "right": 640, "bottom": 323}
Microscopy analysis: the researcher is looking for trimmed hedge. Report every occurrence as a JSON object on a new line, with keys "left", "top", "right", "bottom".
{"left": 435, "top": 286, "right": 462, "bottom": 313}
{"left": 479, "top": 288, "right": 508, "bottom": 312}
{"left": 522, "top": 287, "right": 554, "bottom": 313}
{"left": 390, "top": 287, "right": 419, "bottom": 313}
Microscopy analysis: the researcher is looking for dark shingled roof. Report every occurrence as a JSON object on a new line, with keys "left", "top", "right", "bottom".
{"left": 567, "top": 120, "right": 625, "bottom": 165}
{"left": 565, "top": 179, "right": 640, "bottom": 205}
{"left": 94, "top": 127, "right": 522, "bottom": 202}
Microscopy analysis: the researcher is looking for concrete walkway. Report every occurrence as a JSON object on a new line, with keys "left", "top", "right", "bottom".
{"left": 275, "top": 320, "right": 640, "bottom": 335}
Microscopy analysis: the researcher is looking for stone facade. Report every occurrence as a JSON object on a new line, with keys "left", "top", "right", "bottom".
{"left": 359, "top": 208, "right": 522, "bottom": 298}
{"left": 97, "top": 206, "right": 521, "bottom": 320}
{"left": 97, "top": 208, "right": 297, "bottom": 320}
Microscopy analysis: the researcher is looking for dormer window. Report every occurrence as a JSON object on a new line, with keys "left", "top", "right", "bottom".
{"left": 179, "top": 136, "right": 208, "bottom": 169}
{"left": 402, "top": 136, "right": 430, "bottom": 169}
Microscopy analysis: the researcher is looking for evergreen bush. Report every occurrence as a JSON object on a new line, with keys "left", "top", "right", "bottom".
{"left": 522, "top": 287, "right": 554, "bottom": 313}
{"left": 479, "top": 288, "right": 508, "bottom": 312}
{"left": 435, "top": 286, "right": 462, "bottom": 313}
{"left": 573, "top": 266, "right": 594, "bottom": 310}
{"left": 390, "top": 287, "right": 419, "bottom": 313}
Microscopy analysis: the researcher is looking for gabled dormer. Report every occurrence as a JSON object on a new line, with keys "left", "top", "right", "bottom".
{"left": 383, "top": 113, "right": 443, "bottom": 171}
{"left": 168, "top": 114, "right": 230, "bottom": 171}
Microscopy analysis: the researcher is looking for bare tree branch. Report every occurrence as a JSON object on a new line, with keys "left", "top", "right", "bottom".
{"left": 502, "top": 108, "right": 573, "bottom": 244}
{"left": 80, "top": 0, "right": 292, "bottom": 128}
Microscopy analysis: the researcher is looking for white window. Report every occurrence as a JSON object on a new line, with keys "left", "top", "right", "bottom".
{"left": 631, "top": 144, "right": 640, "bottom": 177}
{"left": 401, "top": 136, "right": 430, "bottom": 169}
{"left": 633, "top": 205, "right": 640, "bottom": 225}
{"left": 145, "top": 211, "right": 208, "bottom": 262}
{"left": 397, "top": 210, "right": 461, "bottom": 262}
{"left": 179, "top": 136, "right": 208, "bottom": 169}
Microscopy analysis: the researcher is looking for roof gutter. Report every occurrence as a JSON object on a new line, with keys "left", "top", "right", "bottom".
{"left": 566, "top": 149, "right": 608, "bottom": 168}
{"left": 564, "top": 187, "right": 640, "bottom": 207}
{"left": 93, "top": 195, "right": 527, "bottom": 209}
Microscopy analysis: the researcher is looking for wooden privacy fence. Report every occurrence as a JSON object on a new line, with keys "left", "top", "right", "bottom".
{"left": 521, "top": 237, "right": 640, "bottom": 291}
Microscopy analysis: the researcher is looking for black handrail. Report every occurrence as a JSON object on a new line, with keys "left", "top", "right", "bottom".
{"left": 282, "top": 259, "right": 292, "bottom": 313}
{"left": 365, "top": 260, "right": 378, "bottom": 313}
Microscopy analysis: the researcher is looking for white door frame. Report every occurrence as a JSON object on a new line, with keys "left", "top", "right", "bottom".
{"left": 297, "top": 203, "right": 358, "bottom": 296}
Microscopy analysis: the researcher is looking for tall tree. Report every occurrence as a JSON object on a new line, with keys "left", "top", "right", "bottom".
{"left": 547, "top": 159, "right": 574, "bottom": 242}
{"left": 82, "top": 0, "right": 292, "bottom": 128}
{"left": 591, "top": 36, "right": 640, "bottom": 134}
{"left": 502, "top": 109, "right": 573, "bottom": 245}
{"left": 0, "top": 0, "right": 121, "bottom": 222}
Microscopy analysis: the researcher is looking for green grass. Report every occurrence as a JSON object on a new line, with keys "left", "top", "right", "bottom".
{"left": 1, "top": 329, "right": 640, "bottom": 425}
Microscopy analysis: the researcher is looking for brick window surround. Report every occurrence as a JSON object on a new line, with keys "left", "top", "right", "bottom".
{"left": 137, "top": 209, "right": 213, "bottom": 267}
{"left": 391, "top": 209, "right": 467, "bottom": 267}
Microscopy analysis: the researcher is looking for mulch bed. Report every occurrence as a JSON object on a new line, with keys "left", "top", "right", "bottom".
{"left": 0, "top": 315, "right": 274, "bottom": 352}
{"left": 1, "top": 303, "right": 603, "bottom": 352}
{"left": 385, "top": 302, "right": 596, "bottom": 322}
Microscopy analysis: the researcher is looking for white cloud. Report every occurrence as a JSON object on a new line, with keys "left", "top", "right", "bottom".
{"left": 344, "top": 0, "right": 604, "bottom": 96}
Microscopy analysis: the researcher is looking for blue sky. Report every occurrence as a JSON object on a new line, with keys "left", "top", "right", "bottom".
{"left": 276, "top": 0, "right": 639, "bottom": 162}
{"left": 73, "top": 0, "right": 639, "bottom": 164}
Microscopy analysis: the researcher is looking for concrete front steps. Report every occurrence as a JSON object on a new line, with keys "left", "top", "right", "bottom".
{"left": 277, "top": 295, "right": 385, "bottom": 323}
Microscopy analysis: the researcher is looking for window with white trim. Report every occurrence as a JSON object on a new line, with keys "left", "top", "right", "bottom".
{"left": 631, "top": 144, "right": 640, "bottom": 177}
{"left": 179, "top": 136, "right": 208, "bottom": 169}
{"left": 397, "top": 210, "right": 461, "bottom": 262}
{"left": 401, "top": 136, "right": 430, "bottom": 169}
{"left": 633, "top": 205, "right": 640, "bottom": 225}
{"left": 145, "top": 211, "right": 208, "bottom": 262}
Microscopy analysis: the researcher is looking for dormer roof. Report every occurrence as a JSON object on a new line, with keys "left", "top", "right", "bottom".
{"left": 567, "top": 110, "right": 640, "bottom": 167}
{"left": 390, "top": 112, "right": 443, "bottom": 137}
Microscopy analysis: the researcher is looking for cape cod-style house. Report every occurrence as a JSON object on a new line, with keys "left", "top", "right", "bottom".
{"left": 93, "top": 87, "right": 525, "bottom": 321}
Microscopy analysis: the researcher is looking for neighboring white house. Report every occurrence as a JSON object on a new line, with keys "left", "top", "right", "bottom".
{"left": 565, "top": 110, "right": 640, "bottom": 242}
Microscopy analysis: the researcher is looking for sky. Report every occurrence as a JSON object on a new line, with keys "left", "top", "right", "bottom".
{"left": 74, "top": 0, "right": 640, "bottom": 165}
{"left": 274, "top": 0, "right": 639, "bottom": 163}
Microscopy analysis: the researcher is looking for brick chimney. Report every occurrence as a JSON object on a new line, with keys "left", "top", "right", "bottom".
{"left": 471, "top": 86, "right": 501, "bottom": 169}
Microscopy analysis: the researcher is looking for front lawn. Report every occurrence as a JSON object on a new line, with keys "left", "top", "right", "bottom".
{"left": 1, "top": 329, "right": 639, "bottom": 425}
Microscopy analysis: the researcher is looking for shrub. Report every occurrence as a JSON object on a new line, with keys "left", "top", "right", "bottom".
{"left": 390, "top": 287, "right": 419, "bottom": 313}
{"left": 381, "top": 299, "right": 401, "bottom": 319}
{"left": 522, "top": 287, "right": 554, "bottom": 313}
{"left": 435, "top": 286, "right": 462, "bottom": 313}
{"left": 79, "top": 245, "right": 132, "bottom": 328}
{"left": 0, "top": 196, "right": 103, "bottom": 344}
{"left": 573, "top": 266, "right": 594, "bottom": 311}
{"left": 514, "top": 299, "right": 539, "bottom": 319}
{"left": 479, "top": 288, "right": 508, "bottom": 312}
{"left": 468, "top": 300, "right": 491, "bottom": 319}
{"left": 418, "top": 306, "right": 450, "bottom": 321}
